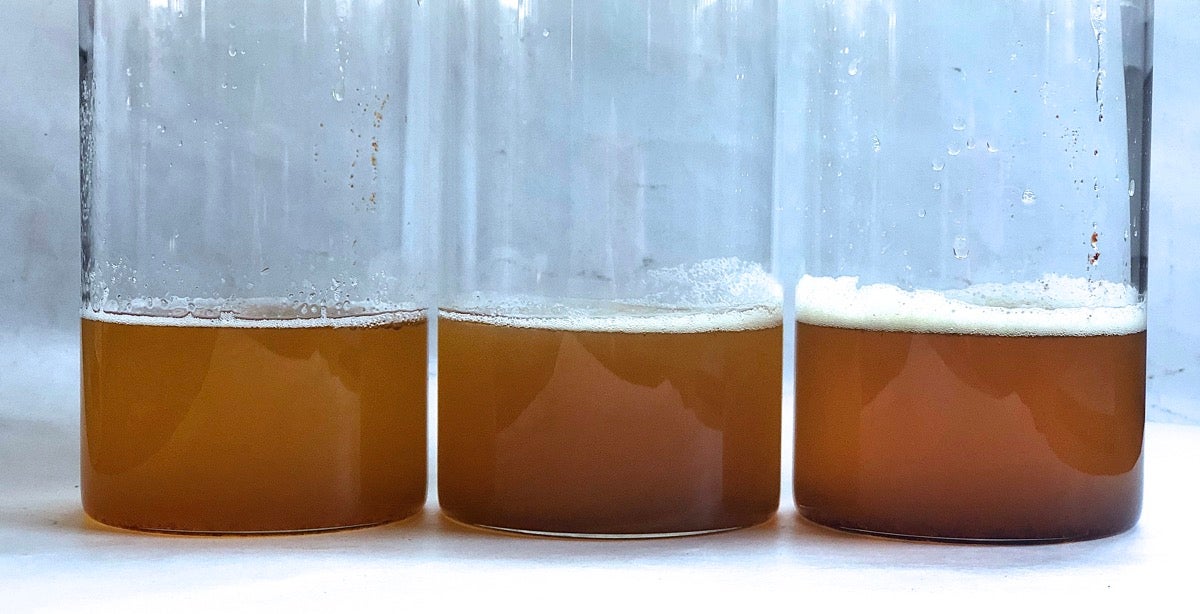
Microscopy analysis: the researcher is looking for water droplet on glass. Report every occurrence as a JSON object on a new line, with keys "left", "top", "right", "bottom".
{"left": 932, "top": 160, "right": 945, "bottom": 171}
{"left": 871, "top": 134, "right": 881, "bottom": 152}
{"left": 1128, "top": 179, "right": 1136, "bottom": 197}
{"left": 331, "top": 84, "right": 345, "bottom": 102}
{"left": 917, "top": 209, "right": 927, "bottom": 219}
{"left": 228, "top": 45, "right": 237, "bottom": 57}
{"left": 848, "top": 59, "right": 860, "bottom": 76}
{"left": 966, "top": 137, "right": 976, "bottom": 150}
{"left": 947, "top": 144, "right": 961, "bottom": 156}
{"left": 156, "top": 124, "right": 166, "bottom": 134}
{"left": 221, "top": 82, "right": 228, "bottom": 89}
{"left": 735, "top": 73, "right": 745, "bottom": 81}
{"left": 125, "top": 67, "right": 132, "bottom": 76}
{"left": 228, "top": 21, "right": 237, "bottom": 29}
{"left": 841, "top": 46, "right": 850, "bottom": 55}
{"left": 953, "top": 237, "right": 970, "bottom": 259}
{"left": 542, "top": 29, "right": 550, "bottom": 38}
{"left": 933, "top": 182, "right": 942, "bottom": 191}
{"left": 952, "top": 117, "right": 967, "bottom": 131}
{"left": 1021, "top": 189, "right": 1037, "bottom": 205}
{"left": 986, "top": 142, "right": 999, "bottom": 153}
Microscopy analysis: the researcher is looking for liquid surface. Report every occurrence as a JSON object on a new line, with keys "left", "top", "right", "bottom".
{"left": 793, "top": 277, "right": 1145, "bottom": 542}
{"left": 81, "top": 310, "right": 427, "bottom": 533}
{"left": 438, "top": 308, "right": 782, "bottom": 536}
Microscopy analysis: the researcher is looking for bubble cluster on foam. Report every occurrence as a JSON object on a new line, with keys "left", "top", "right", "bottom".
{"left": 82, "top": 300, "right": 426, "bottom": 329}
{"left": 441, "top": 303, "right": 783, "bottom": 333}
{"left": 795, "top": 275, "right": 1145, "bottom": 337}
{"left": 643, "top": 257, "right": 783, "bottom": 308}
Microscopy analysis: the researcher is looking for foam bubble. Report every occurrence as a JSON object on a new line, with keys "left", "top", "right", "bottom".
{"left": 440, "top": 304, "right": 783, "bottom": 334}
{"left": 795, "top": 275, "right": 1145, "bottom": 337}
{"left": 82, "top": 300, "right": 426, "bottom": 329}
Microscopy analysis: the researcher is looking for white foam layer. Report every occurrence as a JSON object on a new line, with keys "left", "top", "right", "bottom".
{"left": 82, "top": 306, "right": 426, "bottom": 329}
{"left": 441, "top": 304, "right": 783, "bottom": 334}
{"left": 795, "top": 275, "right": 1145, "bottom": 337}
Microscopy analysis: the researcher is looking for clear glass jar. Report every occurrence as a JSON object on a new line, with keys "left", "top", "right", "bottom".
{"left": 437, "top": 0, "right": 782, "bottom": 537}
{"left": 783, "top": 0, "right": 1153, "bottom": 542}
{"left": 79, "top": 0, "right": 433, "bottom": 533}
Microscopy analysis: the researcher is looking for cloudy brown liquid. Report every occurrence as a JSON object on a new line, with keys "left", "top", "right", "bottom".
{"left": 81, "top": 313, "right": 427, "bottom": 533}
{"left": 438, "top": 311, "right": 782, "bottom": 536}
{"left": 794, "top": 323, "right": 1145, "bottom": 542}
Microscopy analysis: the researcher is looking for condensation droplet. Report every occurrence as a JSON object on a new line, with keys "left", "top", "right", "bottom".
{"left": 840, "top": 46, "right": 850, "bottom": 55}
{"left": 1021, "top": 189, "right": 1037, "bottom": 205}
{"left": 953, "top": 236, "right": 970, "bottom": 260}
{"left": 917, "top": 209, "right": 927, "bottom": 219}
{"left": 986, "top": 142, "right": 999, "bottom": 153}
{"left": 966, "top": 137, "right": 976, "bottom": 150}
{"left": 542, "top": 29, "right": 550, "bottom": 38}
{"left": 871, "top": 134, "right": 881, "bottom": 152}
{"left": 933, "top": 182, "right": 942, "bottom": 191}
{"left": 952, "top": 117, "right": 967, "bottom": 131}
{"left": 947, "top": 144, "right": 961, "bottom": 156}
{"left": 848, "top": 59, "right": 860, "bottom": 76}
{"left": 228, "top": 45, "right": 237, "bottom": 57}
{"left": 932, "top": 160, "right": 945, "bottom": 171}
{"left": 1128, "top": 179, "right": 1136, "bottom": 197}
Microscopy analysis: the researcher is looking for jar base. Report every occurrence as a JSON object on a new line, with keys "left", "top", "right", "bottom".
{"left": 440, "top": 510, "right": 774, "bottom": 540}
{"left": 797, "top": 508, "right": 1137, "bottom": 545}
{"left": 82, "top": 504, "right": 426, "bottom": 536}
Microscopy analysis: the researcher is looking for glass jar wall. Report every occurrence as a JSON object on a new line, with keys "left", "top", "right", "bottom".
{"left": 437, "top": 0, "right": 782, "bottom": 537}
{"left": 782, "top": 0, "right": 1153, "bottom": 542}
{"left": 79, "top": 0, "right": 434, "bottom": 533}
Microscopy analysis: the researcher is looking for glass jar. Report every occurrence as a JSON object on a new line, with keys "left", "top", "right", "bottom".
{"left": 783, "top": 0, "right": 1153, "bottom": 542}
{"left": 437, "top": 0, "right": 782, "bottom": 537}
{"left": 79, "top": 0, "right": 433, "bottom": 533}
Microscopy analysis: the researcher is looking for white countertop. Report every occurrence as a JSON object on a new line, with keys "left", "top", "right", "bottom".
{"left": 3, "top": 332, "right": 1197, "bottom": 609}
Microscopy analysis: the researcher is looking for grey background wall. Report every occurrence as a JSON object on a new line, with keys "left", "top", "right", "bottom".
{"left": 1, "top": 0, "right": 1195, "bottom": 422}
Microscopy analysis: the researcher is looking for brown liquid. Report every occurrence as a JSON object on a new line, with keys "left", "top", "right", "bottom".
{"left": 81, "top": 314, "right": 427, "bottom": 533}
{"left": 794, "top": 322, "right": 1145, "bottom": 542}
{"left": 438, "top": 313, "right": 782, "bottom": 536}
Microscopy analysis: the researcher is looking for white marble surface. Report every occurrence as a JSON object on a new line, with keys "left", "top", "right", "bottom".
{"left": 2, "top": 334, "right": 1198, "bottom": 609}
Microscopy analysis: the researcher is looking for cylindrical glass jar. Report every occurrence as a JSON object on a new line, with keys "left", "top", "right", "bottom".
{"left": 438, "top": 0, "right": 782, "bottom": 537}
{"left": 783, "top": 0, "right": 1152, "bottom": 542}
{"left": 79, "top": 0, "right": 432, "bottom": 533}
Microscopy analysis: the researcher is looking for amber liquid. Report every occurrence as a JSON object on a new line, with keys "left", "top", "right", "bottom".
{"left": 81, "top": 314, "right": 427, "bottom": 533}
{"left": 794, "top": 323, "right": 1145, "bottom": 542}
{"left": 438, "top": 312, "right": 782, "bottom": 536}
